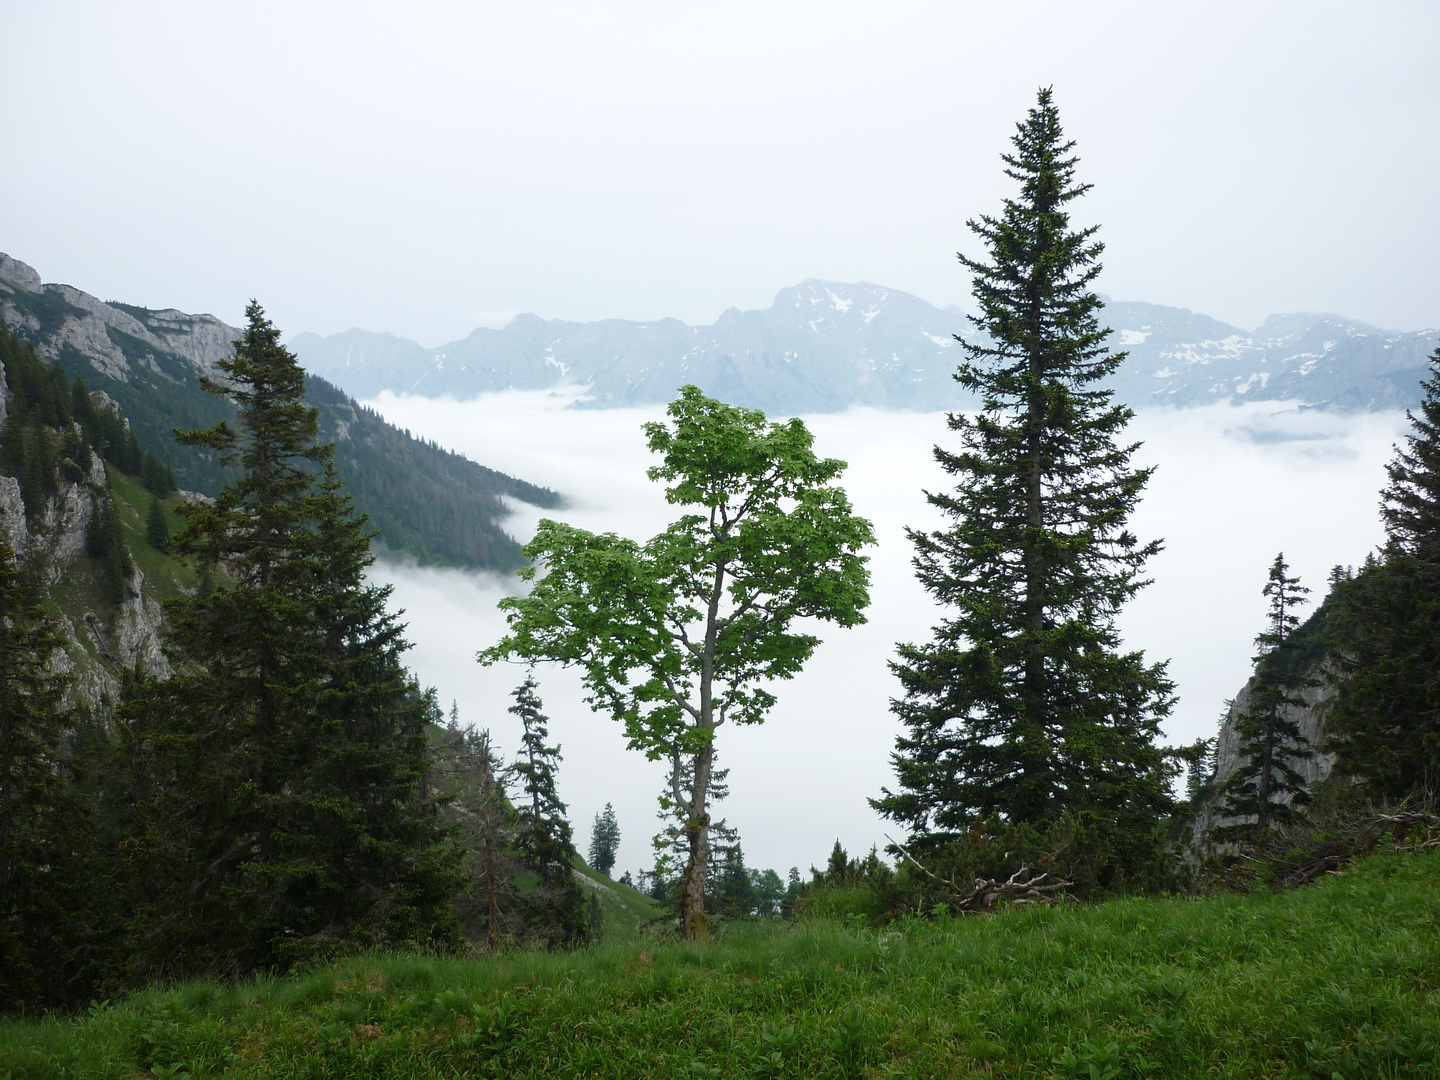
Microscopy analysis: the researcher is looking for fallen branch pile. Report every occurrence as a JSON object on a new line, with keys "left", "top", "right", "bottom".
{"left": 885, "top": 835, "right": 1072, "bottom": 912}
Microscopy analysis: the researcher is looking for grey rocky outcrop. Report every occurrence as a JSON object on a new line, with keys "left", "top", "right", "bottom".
{"left": 1193, "top": 668, "right": 1335, "bottom": 841}
{"left": 0, "top": 343, "right": 168, "bottom": 707}
{"left": 0, "top": 253, "right": 240, "bottom": 386}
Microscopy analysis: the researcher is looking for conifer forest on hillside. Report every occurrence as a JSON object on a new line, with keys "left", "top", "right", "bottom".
{"left": 1, "top": 91, "right": 1438, "bottom": 1079}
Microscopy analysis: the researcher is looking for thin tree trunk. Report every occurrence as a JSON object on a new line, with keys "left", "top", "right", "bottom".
{"left": 680, "top": 557, "right": 725, "bottom": 941}
{"left": 484, "top": 829, "right": 499, "bottom": 953}
{"left": 1022, "top": 299, "right": 1047, "bottom": 814}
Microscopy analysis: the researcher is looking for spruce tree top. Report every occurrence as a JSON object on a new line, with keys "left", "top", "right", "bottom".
{"left": 173, "top": 301, "right": 326, "bottom": 588}
{"left": 1382, "top": 344, "right": 1440, "bottom": 560}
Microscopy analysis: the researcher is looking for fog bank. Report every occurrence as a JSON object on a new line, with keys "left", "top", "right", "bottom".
{"left": 366, "top": 390, "right": 1406, "bottom": 878}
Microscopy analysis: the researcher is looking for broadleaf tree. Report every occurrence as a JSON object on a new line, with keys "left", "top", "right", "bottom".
{"left": 481, "top": 385, "right": 875, "bottom": 939}
{"left": 872, "top": 88, "right": 1175, "bottom": 880}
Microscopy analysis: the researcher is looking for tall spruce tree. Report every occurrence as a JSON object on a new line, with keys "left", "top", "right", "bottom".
{"left": 1326, "top": 344, "right": 1440, "bottom": 799}
{"left": 121, "top": 301, "right": 459, "bottom": 976}
{"left": 873, "top": 89, "right": 1174, "bottom": 874}
{"left": 1213, "top": 554, "right": 1316, "bottom": 841}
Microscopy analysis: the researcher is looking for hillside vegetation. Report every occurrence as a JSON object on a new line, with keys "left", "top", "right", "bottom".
{"left": 0, "top": 282, "right": 560, "bottom": 571}
{"left": 2, "top": 849, "right": 1435, "bottom": 1079}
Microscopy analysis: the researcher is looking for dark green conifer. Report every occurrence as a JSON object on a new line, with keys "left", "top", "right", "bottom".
{"left": 0, "top": 541, "right": 98, "bottom": 1011}
{"left": 873, "top": 89, "right": 1174, "bottom": 872}
{"left": 123, "top": 301, "right": 459, "bottom": 975}
{"left": 145, "top": 495, "right": 170, "bottom": 552}
{"left": 588, "top": 802, "right": 621, "bottom": 877}
{"left": 509, "top": 675, "right": 574, "bottom": 884}
{"left": 1213, "top": 554, "right": 1316, "bottom": 841}
{"left": 1326, "top": 345, "right": 1440, "bottom": 799}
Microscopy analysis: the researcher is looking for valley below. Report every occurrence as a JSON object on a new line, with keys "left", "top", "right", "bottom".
{"left": 362, "top": 389, "right": 1408, "bottom": 879}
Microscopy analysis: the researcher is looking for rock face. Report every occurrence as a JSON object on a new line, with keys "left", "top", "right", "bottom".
{"left": 1193, "top": 668, "right": 1335, "bottom": 839}
{"left": 0, "top": 250, "right": 559, "bottom": 572}
{"left": 0, "top": 363, "right": 169, "bottom": 709}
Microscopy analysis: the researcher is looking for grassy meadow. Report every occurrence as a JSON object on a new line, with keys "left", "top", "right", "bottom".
{"left": 3, "top": 849, "right": 1437, "bottom": 1079}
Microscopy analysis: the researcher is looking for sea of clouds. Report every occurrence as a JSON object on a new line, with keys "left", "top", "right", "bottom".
{"left": 361, "top": 388, "right": 1408, "bottom": 880}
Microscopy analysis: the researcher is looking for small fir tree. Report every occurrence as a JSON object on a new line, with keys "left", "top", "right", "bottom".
{"left": 588, "top": 802, "right": 621, "bottom": 877}
{"left": 508, "top": 675, "right": 587, "bottom": 944}
{"left": 1213, "top": 554, "right": 1316, "bottom": 841}
{"left": 509, "top": 674, "right": 574, "bottom": 884}
{"left": 873, "top": 88, "right": 1174, "bottom": 876}
{"left": 145, "top": 495, "right": 169, "bottom": 552}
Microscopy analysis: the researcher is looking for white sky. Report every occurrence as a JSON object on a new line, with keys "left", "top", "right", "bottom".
{"left": 3, "top": 2, "right": 1438, "bottom": 343}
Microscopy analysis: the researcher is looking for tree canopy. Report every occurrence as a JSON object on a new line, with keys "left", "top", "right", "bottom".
{"left": 482, "top": 385, "right": 874, "bottom": 938}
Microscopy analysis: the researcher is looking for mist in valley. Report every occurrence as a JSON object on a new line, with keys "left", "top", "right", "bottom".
{"left": 364, "top": 389, "right": 1407, "bottom": 879}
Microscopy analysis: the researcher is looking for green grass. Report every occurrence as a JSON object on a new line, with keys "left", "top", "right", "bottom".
{"left": 4, "top": 849, "right": 1438, "bottom": 1078}
{"left": 105, "top": 466, "right": 196, "bottom": 602}
{"left": 572, "top": 856, "right": 668, "bottom": 938}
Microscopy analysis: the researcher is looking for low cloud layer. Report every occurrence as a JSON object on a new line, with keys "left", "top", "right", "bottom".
{"left": 366, "top": 390, "right": 1405, "bottom": 878}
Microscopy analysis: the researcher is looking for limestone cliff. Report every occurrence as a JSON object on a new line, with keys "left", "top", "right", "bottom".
{"left": 0, "top": 363, "right": 171, "bottom": 709}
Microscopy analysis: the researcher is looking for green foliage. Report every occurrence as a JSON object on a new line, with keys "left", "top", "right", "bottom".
{"left": 508, "top": 678, "right": 588, "bottom": 943}
{"left": 875, "top": 89, "right": 1174, "bottom": 881}
{"left": 144, "top": 495, "right": 170, "bottom": 552}
{"left": 3, "top": 295, "right": 561, "bottom": 571}
{"left": 1212, "top": 553, "right": 1317, "bottom": 841}
{"left": 117, "top": 302, "right": 462, "bottom": 978}
{"left": 0, "top": 542, "right": 104, "bottom": 1013}
{"left": 482, "top": 385, "right": 874, "bottom": 939}
{"left": 4, "top": 849, "right": 1438, "bottom": 1078}
{"left": 1326, "top": 345, "right": 1440, "bottom": 800}
{"left": 588, "top": 802, "right": 621, "bottom": 877}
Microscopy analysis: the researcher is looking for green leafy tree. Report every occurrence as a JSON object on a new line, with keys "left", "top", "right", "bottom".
{"left": 121, "top": 301, "right": 459, "bottom": 976}
{"left": 588, "top": 802, "right": 621, "bottom": 877}
{"left": 1213, "top": 554, "right": 1316, "bottom": 841}
{"left": 1327, "top": 345, "right": 1440, "bottom": 798}
{"left": 873, "top": 89, "right": 1175, "bottom": 877}
{"left": 482, "top": 385, "right": 875, "bottom": 939}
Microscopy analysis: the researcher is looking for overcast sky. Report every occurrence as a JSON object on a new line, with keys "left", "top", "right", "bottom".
{"left": 3, "top": 2, "right": 1437, "bottom": 345}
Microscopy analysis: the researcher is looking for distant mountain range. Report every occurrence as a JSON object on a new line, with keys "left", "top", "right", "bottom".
{"left": 0, "top": 253, "right": 559, "bottom": 571}
{"left": 292, "top": 281, "right": 1439, "bottom": 414}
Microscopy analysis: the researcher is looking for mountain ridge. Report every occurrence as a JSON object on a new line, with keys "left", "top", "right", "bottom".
{"left": 0, "top": 253, "right": 559, "bottom": 572}
{"left": 292, "top": 279, "right": 1438, "bottom": 414}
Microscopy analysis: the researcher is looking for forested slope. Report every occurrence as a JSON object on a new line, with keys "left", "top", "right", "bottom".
{"left": 0, "top": 254, "right": 559, "bottom": 570}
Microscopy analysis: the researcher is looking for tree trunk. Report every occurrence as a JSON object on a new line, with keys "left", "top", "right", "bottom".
{"left": 681, "top": 742, "right": 713, "bottom": 941}
{"left": 1021, "top": 300, "right": 1047, "bottom": 815}
{"left": 484, "top": 831, "right": 499, "bottom": 953}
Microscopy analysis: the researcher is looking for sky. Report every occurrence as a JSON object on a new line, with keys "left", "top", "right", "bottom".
{"left": 3, "top": 2, "right": 1438, "bottom": 345}
{"left": 364, "top": 389, "right": 1405, "bottom": 879}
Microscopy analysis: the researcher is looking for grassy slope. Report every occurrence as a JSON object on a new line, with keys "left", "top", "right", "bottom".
{"left": 3, "top": 850, "right": 1437, "bottom": 1079}
{"left": 571, "top": 857, "right": 667, "bottom": 939}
